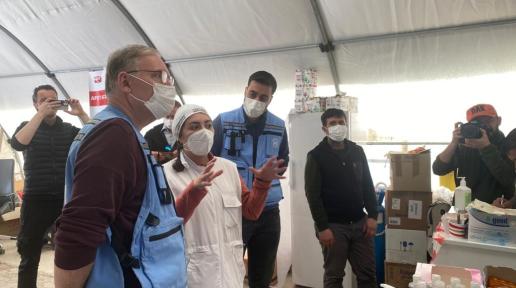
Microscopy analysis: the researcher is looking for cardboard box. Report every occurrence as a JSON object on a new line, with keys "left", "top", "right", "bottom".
{"left": 385, "top": 262, "right": 416, "bottom": 288}
{"left": 468, "top": 207, "right": 516, "bottom": 247}
{"left": 386, "top": 190, "right": 432, "bottom": 231}
{"left": 484, "top": 266, "right": 516, "bottom": 287}
{"left": 415, "top": 263, "right": 483, "bottom": 288}
{"left": 386, "top": 228, "right": 427, "bottom": 264}
{"left": 389, "top": 150, "right": 431, "bottom": 192}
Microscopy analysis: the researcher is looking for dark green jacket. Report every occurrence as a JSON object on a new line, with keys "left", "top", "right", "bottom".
{"left": 432, "top": 131, "right": 515, "bottom": 204}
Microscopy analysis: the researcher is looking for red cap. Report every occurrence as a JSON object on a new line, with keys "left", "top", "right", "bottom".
{"left": 466, "top": 104, "right": 497, "bottom": 122}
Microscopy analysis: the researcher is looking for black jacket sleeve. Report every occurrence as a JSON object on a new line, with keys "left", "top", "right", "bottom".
{"left": 480, "top": 144, "right": 516, "bottom": 190}
{"left": 304, "top": 153, "right": 329, "bottom": 232}
{"left": 10, "top": 122, "right": 29, "bottom": 151}
{"left": 359, "top": 147, "right": 378, "bottom": 219}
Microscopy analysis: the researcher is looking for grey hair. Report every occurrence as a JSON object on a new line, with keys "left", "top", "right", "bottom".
{"left": 105, "top": 44, "right": 159, "bottom": 95}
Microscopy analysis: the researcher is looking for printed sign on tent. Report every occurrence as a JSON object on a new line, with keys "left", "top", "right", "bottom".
{"left": 89, "top": 69, "right": 107, "bottom": 117}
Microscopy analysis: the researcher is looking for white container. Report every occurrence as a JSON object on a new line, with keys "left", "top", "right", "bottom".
{"left": 454, "top": 177, "right": 471, "bottom": 211}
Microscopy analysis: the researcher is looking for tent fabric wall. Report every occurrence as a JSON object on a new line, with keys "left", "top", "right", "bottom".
{"left": 2, "top": 1, "right": 516, "bottom": 121}
{"left": 1, "top": 1, "right": 516, "bottom": 287}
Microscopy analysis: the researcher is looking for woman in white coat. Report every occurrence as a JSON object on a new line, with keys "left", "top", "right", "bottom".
{"left": 164, "top": 104, "right": 286, "bottom": 288}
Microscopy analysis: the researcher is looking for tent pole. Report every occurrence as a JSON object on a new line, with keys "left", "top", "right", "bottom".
{"left": 0, "top": 25, "right": 71, "bottom": 99}
{"left": 309, "top": 0, "right": 342, "bottom": 95}
{"left": 111, "top": 0, "right": 185, "bottom": 104}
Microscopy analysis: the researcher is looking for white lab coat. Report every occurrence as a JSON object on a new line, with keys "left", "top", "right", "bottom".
{"left": 164, "top": 153, "right": 246, "bottom": 288}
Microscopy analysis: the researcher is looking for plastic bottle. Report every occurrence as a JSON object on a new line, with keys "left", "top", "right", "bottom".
{"left": 450, "top": 277, "right": 461, "bottom": 288}
{"left": 432, "top": 274, "right": 442, "bottom": 286}
{"left": 454, "top": 177, "right": 472, "bottom": 211}
{"left": 409, "top": 275, "right": 422, "bottom": 288}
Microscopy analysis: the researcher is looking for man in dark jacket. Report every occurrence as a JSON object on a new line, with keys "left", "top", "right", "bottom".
{"left": 10, "top": 84, "right": 89, "bottom": 288}
{"left": 432, "top": 104, "right": 515, "bottom": 205}
{"left": 305, "top": 108, "right": 377, "bottom": 288}
{"left": 144, "top": 100, "right": 181, "bottom": 163}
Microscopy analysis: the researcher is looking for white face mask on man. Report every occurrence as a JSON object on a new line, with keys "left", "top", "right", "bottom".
{"left": 243, "top": 97, "right": 267, "bottom": 118}
{"left": 184, "top": 129, "right": 214, "bottom": 156}
{"left": 128, "top": 74, "right": 176, "bottom": 119}
{"left": 327, "top": 125, "right": 348, "bottom": 142}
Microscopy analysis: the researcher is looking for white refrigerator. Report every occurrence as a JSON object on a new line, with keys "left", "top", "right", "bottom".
{"left": 288, "top": 111, "right": 353, "bottom": 288}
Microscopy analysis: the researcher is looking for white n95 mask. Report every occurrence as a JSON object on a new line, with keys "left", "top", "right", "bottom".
{"left": 185, "top": 129, "right": 214, "bottom": 156}
{"left": 129, "top": 75, "right": 176, "bottom": 119}
{"left": 328, "top": 125, "right": 348, "bottom": 142}
{"left": 243, "top": 97, "right": 267, "bottom": 118}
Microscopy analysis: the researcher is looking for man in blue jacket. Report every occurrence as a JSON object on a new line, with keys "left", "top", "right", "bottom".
{"left": 212, "top": 71, "right": 289, "bottom": 288}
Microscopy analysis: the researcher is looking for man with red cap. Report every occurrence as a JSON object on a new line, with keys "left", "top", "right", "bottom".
{"left": 433, "top": 104, "right": 515, "bottom": 205}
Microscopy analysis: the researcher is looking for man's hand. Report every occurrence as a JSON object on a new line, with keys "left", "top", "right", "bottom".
{"left": 492, "top": 197, "right": 513, "bottom": 209}
{"left": 464, "top": 129, "right": 490, "bottom": 150}
{"left": 363, "top": 218, "right": 377, "bottom": 238}
{"left": 249, "top": 157, "right": 287, "bottom": 182}
{"left": 37, "top": 98, "right": 60, "bottom": 117}
{"left": 318, "top": 228, "right": 335, "bottom": 248}
{"left": 152, "top": 150, "right": 178, "bottom": 164}
{"left": 64, "top": 99, "right": 89, "bottom": 123}
{"left": 451, "top": 122, "right": 462, "bottom": 145}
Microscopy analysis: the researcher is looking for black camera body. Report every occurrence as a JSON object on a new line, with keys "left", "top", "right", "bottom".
{"left": 460, "top": 121, "right": 488, "bottom": 139}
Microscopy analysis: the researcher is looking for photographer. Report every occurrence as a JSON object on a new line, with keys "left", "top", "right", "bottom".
{"left": 10, "top": 84, "right": 88, "bottom": 288}
{"left": 433, "top": 104, "right": 515, "bottom": 205}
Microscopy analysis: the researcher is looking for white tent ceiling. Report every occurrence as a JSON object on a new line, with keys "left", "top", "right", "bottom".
{"left": 1, "top": 0, "right": 516, "bottom": 134}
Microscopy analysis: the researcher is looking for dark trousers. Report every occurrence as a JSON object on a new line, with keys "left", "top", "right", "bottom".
{"left": 17, "top": 198, "right": 63, "bottom": 288}
{"left": 243, "top": 206, "right": 281, "bottom": 288}
{"left": 320, "top": 219, "right": 376, "bottom": 288}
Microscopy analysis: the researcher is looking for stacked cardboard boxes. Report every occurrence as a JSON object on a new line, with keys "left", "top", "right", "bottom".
{"left": 384, "top": 149, "right": 432, "bottom": 287}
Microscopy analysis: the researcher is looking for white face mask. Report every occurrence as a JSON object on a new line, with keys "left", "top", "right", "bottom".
{"left": 129, "top": 75, "right": 176, "bottom": 119}
{"left": 328, "top": 125, "right": 348, "bottom": 142}
{"left": 243, "top": 97, "right": 267, "bottom": 118}
{"left": 184, "top": 129, "right": 214, "bottom": 156}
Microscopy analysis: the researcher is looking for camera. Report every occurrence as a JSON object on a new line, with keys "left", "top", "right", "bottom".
{"left": 459, "top": 121, "right": 487, "bottom": 139}
{"left": 53, "top": 99, "right": 69, "bottom": 110}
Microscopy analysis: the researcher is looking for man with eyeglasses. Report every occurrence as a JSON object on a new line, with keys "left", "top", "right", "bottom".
{"left": 433, "top": 104, "right": 515, "bottom": 205}
{"left": 54, "top": 45, "right": 189, "bottom": 287}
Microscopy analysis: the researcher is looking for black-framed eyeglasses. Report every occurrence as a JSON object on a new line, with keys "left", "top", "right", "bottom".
{"left": 127, "top": 70, "right": 174, "bottom": 85}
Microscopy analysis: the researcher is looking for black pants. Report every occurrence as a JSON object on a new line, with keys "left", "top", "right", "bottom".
{"left": 243, "top": 206, "right": 281, "bottom": 288}
{"left": 17, "top": 198, "right": 63, "bottom": 288}
{"left": 319, "top": 219, "right": 376, "bottom": 288}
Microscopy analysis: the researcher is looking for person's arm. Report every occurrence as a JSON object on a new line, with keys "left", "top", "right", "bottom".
{"left": 211, "top": 115, "right": 223, "bottom": 156}
{"left": 360, "top": 148, "right": 378, "bottom": 238}
{"left": 433, "top": 124, "right": 462, "bottom": 176}
{"left": 360, "top": 148, "right": 378, "bottom": 220}
{"left": 54, "top": 263, "right": 93, "bottom": 288}
{"left": 480, "top": 144, "right": 516, "bottom": 190}
{"left": 242, "top": 157, "right": 286, "bottom": 219}
{"left": 277, "top": 126, "right": 290, "bottom": 172}
{"left": 54, "top": 120, "right": 142, "bottom": 287}
{"left": 241, "top": 177, "right": 271, "bottom": 220}
{"left": 13, "top": 99, "right": 61, "bottom": 146}
{"left": 174, "top": 159, "right": 223, "bottom": 223}
{"left": 304, "top": 153, "right": 328, "bottom": 232}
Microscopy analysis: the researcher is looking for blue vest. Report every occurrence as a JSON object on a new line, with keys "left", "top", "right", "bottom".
{"left": 65, "top": 105, "right": 187, "bottom": 288}
{"left": 219, "top": 107, "right": 284, "bottom": 207}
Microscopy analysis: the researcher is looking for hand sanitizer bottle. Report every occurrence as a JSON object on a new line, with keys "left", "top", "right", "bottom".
{"left": 454, "top": 177, "right": 471, "bottom": 211}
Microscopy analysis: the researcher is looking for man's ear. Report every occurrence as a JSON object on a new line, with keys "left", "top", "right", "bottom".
{"left": 322, "top": 126, "right": 328, "bottom": 135}
{"left": 497, "top": 116, "right": 502, "bottom": 127}
{"left": 118, "top": 72, "right": 132, "bottom": 93}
